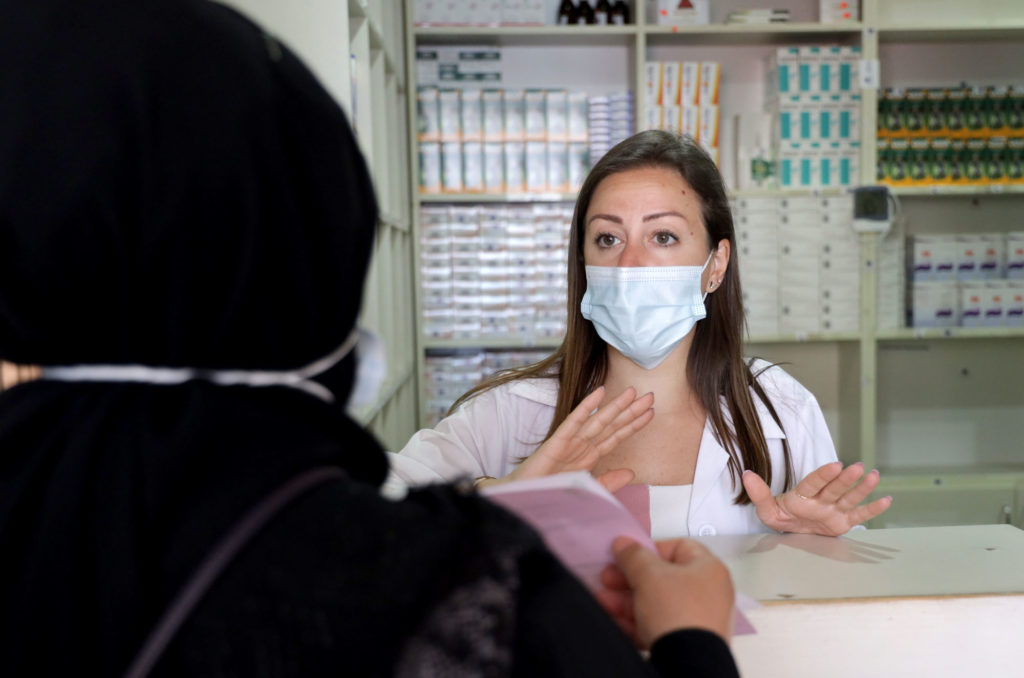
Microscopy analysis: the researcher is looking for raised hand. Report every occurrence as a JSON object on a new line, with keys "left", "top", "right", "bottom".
{"left": 502, "top": 385, "right": 654, "bottom": 486}
{"left": 742, "top": 461, "right": 893, "bottom": 536}
{"left": 596, "top": 537, "right": 735, "bottom": 650}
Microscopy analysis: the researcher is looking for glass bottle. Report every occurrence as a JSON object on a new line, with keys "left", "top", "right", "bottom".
{"left": 557, "top": 0, "right": 577, "bottom": 25}
{"left": 594, "top": 0, "right": 611, "bottom": 25}
{"left": 576, "top": 0, "right": 596, "bottom": 25}
{"left": 610, "top": 0, "right": 630, "bottom": 25}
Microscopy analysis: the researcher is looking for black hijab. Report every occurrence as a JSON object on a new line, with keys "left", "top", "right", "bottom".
{"left": 0, "top": 0, "right": 386, "bottom": 672}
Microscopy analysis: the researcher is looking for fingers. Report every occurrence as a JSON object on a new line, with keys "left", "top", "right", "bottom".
{"left": 654, "top": 538, "right": 712, "bottom": 565}
{"left": 596, "top": 468, "right": 635, "bottom": 494}
{"left": 600, "top": 563, "right": 629, "bottom": 591}
{"left": 610, "top": 536, "right": 659, "bottom": 582}
{"left": 741, "top": 470, "right": 773, "bottom": 508}
{"left": 836, "top": 468, "right": 881, "bottom": 510}
{"left": 846, "top": 495, "right": 893, "bottom": 526}
{"left": 577, "top": 388, "right": 653, "bottom": 448}
{"left": 791, "top": 461, "right": 844, "bottom": 499}
{"left": 815, "top": 462, "right": 867, "bottom": 504}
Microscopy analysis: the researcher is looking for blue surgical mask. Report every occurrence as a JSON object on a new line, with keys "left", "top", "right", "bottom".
{"left": 580, "top": 251, "right": 714, "bottom": 370}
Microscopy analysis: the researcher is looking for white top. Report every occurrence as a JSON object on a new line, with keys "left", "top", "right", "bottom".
{"left": 386, "top": 359, "right": 839, "bottom": 537}
{"left": 649, "top": 485, "right": 692, "bottom": 540}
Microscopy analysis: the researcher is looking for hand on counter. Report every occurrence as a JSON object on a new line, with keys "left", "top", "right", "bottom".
{"left": 742, "top": 461, "right": 893, "bottom": 536}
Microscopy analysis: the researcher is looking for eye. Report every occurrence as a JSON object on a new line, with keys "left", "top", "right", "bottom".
{"left": 594, "top": 233, "right": 621, "bottom": 248}
{"left": 652, "top": 230, "right": 678, "bottom": 246}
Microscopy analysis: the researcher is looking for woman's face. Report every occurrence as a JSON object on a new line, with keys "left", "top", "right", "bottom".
{"left": 583, "top": 166, "right": 712, "bottom": 270}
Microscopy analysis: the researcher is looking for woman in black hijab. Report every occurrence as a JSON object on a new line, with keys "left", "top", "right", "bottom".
{"left": 0, "top": 1, "right": 739, "bottom": 676}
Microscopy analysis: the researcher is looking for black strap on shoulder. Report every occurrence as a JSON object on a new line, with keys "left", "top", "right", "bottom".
{"left": 123, "top": 466, "right": 346, "bottom": 678}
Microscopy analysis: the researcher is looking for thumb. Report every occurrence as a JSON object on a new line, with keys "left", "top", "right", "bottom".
{"left": 597, "top": 468, "right": 635, "bottom": 494}
{"left": 742, "top": 470, "right": 773, "bottom": 507}
{"left": 611, "top": 536, "right": 658, "bottom": 582}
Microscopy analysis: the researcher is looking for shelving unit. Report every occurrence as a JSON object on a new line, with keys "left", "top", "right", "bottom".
{"left": 401, "top": 0, "right": 1024, "bottom": 528}
{"left": 225, "top": 0, "right": 418, "bottom": 452}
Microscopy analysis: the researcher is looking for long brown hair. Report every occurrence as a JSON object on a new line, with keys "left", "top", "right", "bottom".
{"left": 450, "top": 130, "right": 793, "bottom": 503}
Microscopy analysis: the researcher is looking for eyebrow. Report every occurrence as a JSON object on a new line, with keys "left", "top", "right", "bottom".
{"left": 586, "top": 211, "right": 688, "bottom": 226}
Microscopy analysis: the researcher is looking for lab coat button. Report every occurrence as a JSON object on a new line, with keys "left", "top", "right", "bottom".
{"left": 697, "top": 524, "right": 716, "bottom": 536}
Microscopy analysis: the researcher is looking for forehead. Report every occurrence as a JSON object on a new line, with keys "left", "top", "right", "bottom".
{"left": 585, "top": 166, "right": 705, "bottom": 226}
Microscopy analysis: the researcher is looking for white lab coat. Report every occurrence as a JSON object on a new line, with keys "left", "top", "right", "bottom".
{"left": 386, "top": 360, "right": 839, "bottom": 536}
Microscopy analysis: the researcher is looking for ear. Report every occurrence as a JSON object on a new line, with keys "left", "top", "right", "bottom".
{"left": 706, "top": 239, "right": 731, "bottom": 293}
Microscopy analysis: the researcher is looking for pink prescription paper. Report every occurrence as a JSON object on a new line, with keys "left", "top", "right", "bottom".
{"left": 481, "top": 471, "right": 655, "bottom": 591}
{"left": 482, "top": 471, "right": 758, "bottom": 636}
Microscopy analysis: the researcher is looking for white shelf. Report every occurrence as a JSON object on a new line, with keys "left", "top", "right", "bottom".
{"left": 746, "top": 332, "right": 862, "bottom": 343}
{"left": 878, "top": 25, "right": 1024, "bottom": 42}
{"left": 414, "top": 24, "right": 637, "bottom": 46}
{"left": 877, "top": 327, "right": 1024, "bottom": 341}
{"left": 644, "top": 22, "right": 863, "bottom": 45}
{"left": 889, "top": 184, "right": 1024, "bottom": 197}
{"left": 423, "top": 338, "right": 563, "bottom": 351}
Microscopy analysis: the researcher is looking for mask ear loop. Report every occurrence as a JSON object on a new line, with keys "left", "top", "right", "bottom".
{"left": 700, "top": 248, "right": 717, "bottom": 302}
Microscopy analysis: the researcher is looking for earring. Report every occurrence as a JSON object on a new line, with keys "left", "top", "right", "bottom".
{"left": 708, "top": 280, "right": 716, "bottom": 290}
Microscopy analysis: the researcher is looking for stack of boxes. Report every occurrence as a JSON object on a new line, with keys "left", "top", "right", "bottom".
{"left": 413, "top": 0, "right": 547, "bottom": 26}
{"left": 422, "top": 348, "right": 553, "bottom": 426}
{"left": 419, "top": 203, "right": 572, "bottom": 341}
{"left": 733, "top": 195, "right": 860, "bottom": 336}
{"left": 909, "top": 232, "right": 1024, "bottom": 328}
{"left": 767, "top": 45, "right": 861, "bottom": 190}
{"left": 418, "top": 86, "right": 591, "bottom": 194}
{"left": 644, "top": 61, "right": 720, "bottom": 165}
{"left": 877, "top": 223, "right": 907, "bottom": 330}
{"left": 877, "top": 84, "right": 1024, "bottom": 187}
{"left": 588, "top": 92, "right": 634, "bottom": 166}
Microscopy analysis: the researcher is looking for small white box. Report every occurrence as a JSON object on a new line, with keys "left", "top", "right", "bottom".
{"left": 960, "top": 281, "right": 986, "bottom": 327}
{"left": 546, "top": 90, "right": 568, "bottom": 141}
{"left": 418, "top": 142, "right": 442, "bottom": 193}
{"left": 820, "top": 0, "right": 859, "bottom": 23}
{"left": 681, "top": 62, "right": 701, "bottom": 106}
{"left": 461, "top": 89, "right": 483, "bottom": 141}
{"left": 441, "top": 140, "right": 464, "bottom": 192}
{"left": 504, "top": 141, "right": 525, "bottom": 192}
{"left": 525, "top": 141, "right": 547, "bottom": 192}
{"left": 503, "top": 89, "right": 525, "bottom": 140}
{"left": 649, "top": 0, "right": 710, "bottom": 25}
{"left": 439, "top": 88, "right": 462, "bottom": 140}
{"left": 645, "top": 62, "right": 663, "bottom": 107}
{"left": 1008, "top": 232, "right": 1024, "bottom": 279}
{"left": 912, "top": 235, "right": 957, "bottom": 282}
{"left": 483, "top": 142, "right": 504, "bottom": 192}
{"left": 662, "top": 62, "right": 682, "bottom": 107}
{"left": 954, "top": 234, "right": 983, "bottom": 281}
{"left": 681, "top": 105, "right": 700, "bottom": 139}
{"left": 482, "top": 89, "right": 504, "bottom": 140}
{"left": 699, "top": 105, "right": 719, "bottom": 147}
{"left": 462, "top": 141, "right": 484, "bottom": 192}
{"left": 699, "top": 62, "right": 720, "bottom": 105}
{"left": 912, "top": 281, "right": 959, "bottom": 328}
{"left": 417, "top": 86, "right": 442, "bottom": 140}
{"left": 1005, "top": 280, "right": 1024, "bottom": 327}
{"left": 982, "top": 280, "right": 1010, "bottom": 327}
{"left": 978, "top": 233, "right": 1006, "bottom": 279}
{"left": 547, "top": 141, "right": 569, "bottom": 193}
{"left": 524, "top": 89, "right": 547, "bottom": 141}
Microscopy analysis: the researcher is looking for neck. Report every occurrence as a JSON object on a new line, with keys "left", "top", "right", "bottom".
{"left": 602, "top": 332, "right": 698, "bottom": 415}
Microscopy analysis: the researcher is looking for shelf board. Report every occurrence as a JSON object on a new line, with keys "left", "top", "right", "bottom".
{"left": 414, "top": 24, "right": 637, "bottom": 47}
{"left": 418, "top": 192, "right": 576, "bottom": 203}
{"left": 878, "top": 24, "right": 1024, "bottom": 43}
{"left": 888, "top": 184, "right": 1024, "bottom": 197}
{"left": 877, "top": 327, "right": 1024, "bottom": 341}
{"left": 875, "top": 466, "right": 1024, "bottom": 486}
{"left": 729, "top": 187, "right": 852, "bottom": 199}
{"left": 423, "top": 337, "right": 562, "bottom": 350}
{"left": 745, "top": 331, "right": 862, "bottom": 343}
{"left": 644, "top": 22, "right": 863, "bottom": 45}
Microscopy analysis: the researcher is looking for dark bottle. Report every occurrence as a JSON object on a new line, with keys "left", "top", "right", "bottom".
{"left": 610, "top": 0, "right": 630, "bottom": 25}
{"left": 557, "top": 0, "right": 577, "bottom": 25}
{"left": 594, "top": 0, "right": 612, "bottom": 25}
{"left": 577, "top": 0, "right": 596, "bottom": 24}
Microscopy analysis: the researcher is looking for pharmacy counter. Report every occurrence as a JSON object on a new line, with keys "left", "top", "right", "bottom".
{"left": 697, "top": 525, "right": 1024, "bottom": 678}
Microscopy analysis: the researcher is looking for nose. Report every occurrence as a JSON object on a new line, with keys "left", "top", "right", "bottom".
{"left": 618, "top": 240, "right": 645, "bottom": 267}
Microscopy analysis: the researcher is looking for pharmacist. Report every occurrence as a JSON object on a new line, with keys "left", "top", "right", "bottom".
{"left": 388, "top": 130, "right": 891, "bottom": 538}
